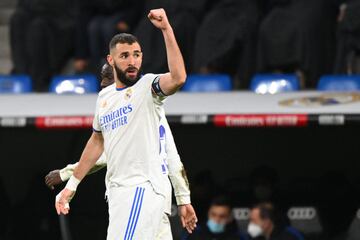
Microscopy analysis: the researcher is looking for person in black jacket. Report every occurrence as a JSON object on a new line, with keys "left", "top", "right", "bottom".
{"left": 183, "top": 196, "right": 246, "bottom": 240}
{"left": 247, "top": 203, "right": 303, "bottom": 240}
{"left": 134, "top": 0, "right": 213, "bottom": 75}
{"left": 256, "top": 0, "right": 340, "bottom": 88}
{"left": 193, "top": 0, "right": 262, "bottom": 89}
{"left": 334, "top": 0, "right": 360, "bottom": 74}
{"left": 10, "top": 0, "right": 76, "bottom": 92}
{"left": 73, "top": 0, "right": 144, "bottom": 73}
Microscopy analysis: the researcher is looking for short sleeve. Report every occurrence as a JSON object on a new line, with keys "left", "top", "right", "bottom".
{"left": 150, "top": 74, "right": 167, "bottom": 105}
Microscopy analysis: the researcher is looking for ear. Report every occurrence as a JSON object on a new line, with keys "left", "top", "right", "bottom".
{"left": 107, "top": 54, "right": 114, "bottom": 66}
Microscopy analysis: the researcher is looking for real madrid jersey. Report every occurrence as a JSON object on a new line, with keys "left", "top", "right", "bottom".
{"left": 93, "top": 73, "right": 166, "bottom": 196}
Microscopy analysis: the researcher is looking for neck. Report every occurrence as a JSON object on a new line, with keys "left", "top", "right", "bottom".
{"left": 115, "top": 78, "right": 126, "bottom": 89}
{"left": 264, "top": 224, "right": 274, "bottom": 240}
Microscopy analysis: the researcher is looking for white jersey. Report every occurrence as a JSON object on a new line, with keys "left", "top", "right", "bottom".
{"left": 93, "top": 74, "right": 166, "bottom": 196}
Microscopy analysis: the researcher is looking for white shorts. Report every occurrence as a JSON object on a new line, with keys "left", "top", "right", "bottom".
{"left": 107, "top": 182, "right": 165, "bottom": 240}
{"left": 155, "top": 214, "right": 173, "bottom": 240}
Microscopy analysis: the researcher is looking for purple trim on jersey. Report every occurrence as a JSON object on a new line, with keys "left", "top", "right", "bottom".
{"left": 93, "top": 128, "right": 101, "bottom": 133}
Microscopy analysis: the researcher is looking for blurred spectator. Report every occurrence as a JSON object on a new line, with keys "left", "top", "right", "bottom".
{"left": 74, "top": 0, "right": 144, "bottom": 73}
{"left": 191, "top": 170, "right": 218, "bottom": 221}
{"left": 10, "top": 0, "right": 76, "bottom": 92}
{"left": 257, "top": 0, "right": 339, "bottom": 88}
{"left": 334, "top": 0, "right": 360, "bottom": 74}
{"left": 248, "top": 202, "right": 302, "bottom": 240}
{"left": 134, "top": 0, "right": 212, "bottom": 75}
{"left": 182, "top": 196, "right": 246, "bottom": 240}
{"left": 193, "top": 0, "right": 261, "bottom": 89}
{"left": 249, "top": 166, "right": 279, "bottom": 204}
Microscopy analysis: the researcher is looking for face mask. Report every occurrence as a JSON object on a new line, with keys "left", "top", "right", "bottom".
{"left": 247, "top": 222, "right": 263, "bottom": 238}
{"left": 207, "top": 219, "right": 225, "bottom": 234}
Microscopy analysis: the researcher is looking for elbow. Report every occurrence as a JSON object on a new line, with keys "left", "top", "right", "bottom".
{"left": 175, "top": 73, "right": 186, "bottom": 88}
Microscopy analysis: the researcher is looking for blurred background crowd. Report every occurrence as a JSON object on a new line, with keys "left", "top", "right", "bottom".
{"left": 1, "top": 0, "right": 360, "bottom": 91}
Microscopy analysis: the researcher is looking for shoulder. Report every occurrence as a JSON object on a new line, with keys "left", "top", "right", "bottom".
{"left": 141, "top": 73, "right": 159, "bottom": 81}
{"left": 98, "top": 83, "right": 115, "bottom": 98}
{"left": 137, "top": 73, "right": 160, "bottom": 87}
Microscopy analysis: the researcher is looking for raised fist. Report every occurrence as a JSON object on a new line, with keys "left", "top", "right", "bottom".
{"left": 148, "top": 8, "right": 171, "bottom": 31}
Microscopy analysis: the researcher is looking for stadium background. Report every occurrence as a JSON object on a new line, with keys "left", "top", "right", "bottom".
{"left": 0, "top": 0, "right": 360, "bottom": 240}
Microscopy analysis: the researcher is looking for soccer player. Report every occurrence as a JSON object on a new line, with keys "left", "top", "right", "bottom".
{"left": 46, "top": 64, "right": 195, "bottom": 238}
{"left": 55, "top": 8, "right": 197, "bottom": 240}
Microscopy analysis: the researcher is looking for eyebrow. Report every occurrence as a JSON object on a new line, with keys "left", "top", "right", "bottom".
{"left": 119, "top": 50, "right": 142, "bottom": 55}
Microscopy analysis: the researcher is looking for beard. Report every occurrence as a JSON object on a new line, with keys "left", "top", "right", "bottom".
{"left": 114, "top": 63, "right": 141, "bottom": 87}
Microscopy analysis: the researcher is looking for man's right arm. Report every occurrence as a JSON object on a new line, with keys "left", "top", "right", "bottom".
{"left": 55, "top": 131, "right": 104, "bottom": 215}
{"left": 72, "top": 131, "right": 104, "bottom": 181}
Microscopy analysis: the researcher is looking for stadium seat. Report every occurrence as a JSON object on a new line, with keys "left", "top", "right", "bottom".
{"left": 346, "top": 208, "right": 360, "bottom": 240}
{"left": 250, "top": 74, "right": 300, "bottom": 94}
{"left": 182, "top": 74, "right": 232, "bottom": 92}
{"left": 49, "top": 74, "right": 99, "bottom": 94}
{"left": 317, "top": 75, "right": 360, "bottom": 91}
{"left": 0, "top": 74, "right": 32, "bottom": 93}
{"left": 287, "top": 207, "right": 322, "bottom": 240}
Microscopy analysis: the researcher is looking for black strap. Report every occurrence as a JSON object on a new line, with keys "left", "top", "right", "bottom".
{"left": 151, "top": 76, "right": 167, "bottom": 97}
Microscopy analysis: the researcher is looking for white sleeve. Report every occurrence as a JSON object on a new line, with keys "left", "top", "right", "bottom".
{"left": 59, "top": 153, "right": 107, "bottom": 181}
{"left": 142, "top": 73, "right": 167, "bottom": 105}
{"left": 59, "top": 163, "right": 78, "bottom": 181}
{"left": 163, "top": 117, "right": 191, "bottom": 205}
{"left": 92, "top": 96, "right": 102, "bottom": 132}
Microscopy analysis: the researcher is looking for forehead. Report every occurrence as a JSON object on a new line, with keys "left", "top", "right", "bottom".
{"left": 209, "top": 205, "right": 231, "bottom": 214}
{"left": 113, "top": 42, "right": 141, "bottom": 54}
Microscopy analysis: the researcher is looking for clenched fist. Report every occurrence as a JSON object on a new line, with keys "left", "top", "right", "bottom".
{"left": 148, "top": 8, "right": 171, "bottom": 31}
{"left": 45, "top": 169, "right": 62, "bottom": 190}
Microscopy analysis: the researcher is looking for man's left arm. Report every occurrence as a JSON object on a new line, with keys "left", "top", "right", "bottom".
{"left": 148, "top": 9, "right": 186, "bottom": 96}
{"left": 164, "top": 121, "right": 191, "bottom": 205}
{"left": 163, "top": 118, "right": 197, "bottom": 233}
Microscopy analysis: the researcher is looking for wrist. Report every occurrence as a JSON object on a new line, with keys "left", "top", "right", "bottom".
{"left": 59, "top": 168, "right": 71, "bottom": 182}
{"left": 176, "top": 195, "right": 191, "bottom": 205}
{"left": 65, "top": 175, "right": 81, "bottom": 191}
{"left": 161, "top": 25, "right": 173, "bottom": 33}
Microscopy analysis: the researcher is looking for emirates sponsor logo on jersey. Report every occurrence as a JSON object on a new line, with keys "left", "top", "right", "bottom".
{"left": 100, "top": 104, "right": 133, "bottom": 131}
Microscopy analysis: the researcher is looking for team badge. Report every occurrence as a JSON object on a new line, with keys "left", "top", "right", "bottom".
{"left": 125, "top": 88, "right": 132, "bottom": 100}
{"left": 279, "top": 93, "right": 360, "bottom": 107}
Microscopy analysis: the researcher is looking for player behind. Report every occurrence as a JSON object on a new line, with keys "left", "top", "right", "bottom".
{"left": 55, "top": 8, "right": 197, "bottom": 240}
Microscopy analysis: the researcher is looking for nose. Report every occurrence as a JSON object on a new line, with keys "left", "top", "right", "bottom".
{"left": 128, "top": 55, "right": 136, "bottom": 66}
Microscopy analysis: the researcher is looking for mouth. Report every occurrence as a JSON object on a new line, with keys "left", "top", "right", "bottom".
{"left": 126, "top": 68, "right": 138, "bottom": 78}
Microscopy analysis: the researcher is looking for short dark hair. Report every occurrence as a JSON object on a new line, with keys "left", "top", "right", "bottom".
{"left": 210, "top": 196, "right": 233, "bottom": 210}
{"left": 109, "top": 33, "right": 139, "bottom": 51}
{"left": 100, "top": 63, "right": 114, "bottom": 89}
{"left": 100, "top": 63, "right": 113, "bottom": 80}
